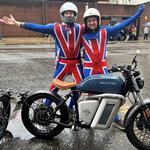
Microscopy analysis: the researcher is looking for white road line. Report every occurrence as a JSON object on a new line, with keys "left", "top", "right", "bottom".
{"left": 136, "top": 50, "right": 141, "bottom": 53}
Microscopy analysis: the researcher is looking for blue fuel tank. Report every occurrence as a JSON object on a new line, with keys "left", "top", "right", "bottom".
{"left": 76, "top": 74, "right": 124, "bottom": 94}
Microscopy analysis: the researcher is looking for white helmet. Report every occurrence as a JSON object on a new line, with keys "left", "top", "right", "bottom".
{"left": 60, "top": 2, "right": 78, "bottom": 24}
{"left": 83, "top": 8, "right": 101, "bottom": 25}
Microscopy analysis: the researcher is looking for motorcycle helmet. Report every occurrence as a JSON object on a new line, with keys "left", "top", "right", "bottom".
{"left": 60, "top": 2, "right": 78, "bottom": 24}
{"left": 83, "top": 8, "right": 101, "bottom": 32}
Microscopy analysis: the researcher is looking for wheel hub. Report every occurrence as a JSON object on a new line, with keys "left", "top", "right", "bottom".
{"left": 33, "top": 106, "right": 53, "bottom": 126}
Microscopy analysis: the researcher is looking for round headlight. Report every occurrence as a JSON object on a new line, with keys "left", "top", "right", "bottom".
{"left": 136, "top": 77, "right": 144, "bottom": 89}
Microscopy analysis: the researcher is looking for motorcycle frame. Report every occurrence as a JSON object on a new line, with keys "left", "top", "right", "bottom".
{"left": 49, "top": 89, "right": 126, "bottom": 129}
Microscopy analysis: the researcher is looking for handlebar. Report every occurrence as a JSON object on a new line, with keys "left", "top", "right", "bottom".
{"left": 109, "top": 65, "right": 140, "bottom": 80}
{"left": 109, "top": 56, "right": 138, "bottom": 73}
{"left": 108, "top": 65, "right": 133, "bottom": 74}
{"left": 0, "top": 89, "right": 15, "bottom": 94}
{"left": 0, "top": 89, "right": 30, "bottom": 97}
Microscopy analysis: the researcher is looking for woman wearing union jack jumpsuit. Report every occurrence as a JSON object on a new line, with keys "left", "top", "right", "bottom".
{"left": 82, "top": 4, "right": 145, "bottom": 130}
{"left": 0, "top": 2, "right": 84, "bottom": 108}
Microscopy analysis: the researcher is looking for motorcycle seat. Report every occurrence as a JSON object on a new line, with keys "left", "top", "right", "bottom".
{"left": 53, "top": 79, "right": 77, "bottom": 90}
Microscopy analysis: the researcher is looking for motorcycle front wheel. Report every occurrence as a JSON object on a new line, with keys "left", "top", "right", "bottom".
{"left": 21, "top": 93, "right": 69, "bottom": 139}
{"left": 0, "top": 96, "right": 11, "bottom": 140}
{"left": 126, "top": 103, "right": 150, "bottom": 150}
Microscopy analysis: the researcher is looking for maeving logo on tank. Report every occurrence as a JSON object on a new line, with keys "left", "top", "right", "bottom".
{"left": 99, "top": 81, "right": 116, "bottom": 85}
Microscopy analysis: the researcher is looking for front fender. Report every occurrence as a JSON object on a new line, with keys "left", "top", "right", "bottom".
{"left": 124, "top": 99, "right": 150, "bottom": 127}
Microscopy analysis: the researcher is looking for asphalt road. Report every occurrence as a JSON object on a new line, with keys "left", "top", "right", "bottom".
{"left": 0, "top": 41, "right": 150, "bottom": 150}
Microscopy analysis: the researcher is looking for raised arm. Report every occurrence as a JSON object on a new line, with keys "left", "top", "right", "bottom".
{"left": 107, "top": 4, "right": 145, "bottom": 36}
{"left": 0, "top": 15, "right": 54, "bottom": 35}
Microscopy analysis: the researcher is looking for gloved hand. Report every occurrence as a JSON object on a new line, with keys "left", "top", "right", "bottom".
{"left": 138, "top": 4, "right": 145, "bottom": 14}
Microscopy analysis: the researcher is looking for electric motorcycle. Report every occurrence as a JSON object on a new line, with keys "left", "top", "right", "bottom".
{"left": 21, "top": 56, "right": 150, "bottom": 150}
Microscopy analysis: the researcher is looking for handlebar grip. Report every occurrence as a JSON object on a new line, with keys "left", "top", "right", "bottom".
{"left": 108, "top": 67, "right": 120, "bottom": 73}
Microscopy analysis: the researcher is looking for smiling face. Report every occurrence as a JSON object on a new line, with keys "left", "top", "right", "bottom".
{"left": 86, "top": 16, "right": 98, "bottom": 30}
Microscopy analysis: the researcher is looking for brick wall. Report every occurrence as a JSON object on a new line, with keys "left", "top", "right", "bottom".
{"left": 0, "top": 2, "right": 43, "bottom": 37}
{"left": 0, "top": 1, "right": 149, "bottom": 37}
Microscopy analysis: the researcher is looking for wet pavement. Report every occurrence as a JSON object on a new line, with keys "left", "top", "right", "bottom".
{"left": 0, "top": 41, "right": 150, "bottom": 150}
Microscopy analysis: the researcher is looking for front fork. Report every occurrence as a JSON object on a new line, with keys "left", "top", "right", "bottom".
{"left": 131, "top": 92, "right": 150, "bottom": 122}
{"left": 141, "top": 105, "right": 150, "bottom": 123}
{"left": 130, "top": 74, "right": 150, "bottom": 120}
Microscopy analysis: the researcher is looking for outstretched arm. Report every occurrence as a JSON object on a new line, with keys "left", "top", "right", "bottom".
{"left": 22, "top": 22, "right": 54, "bottom": 35}
{"left": 0, "top": 15, "right": 21, "bottom": 27}
{"left": 107, "top": 4, "right": 145, "bottom": 36}
{"left": 0, "top": 15, "right": 54, "bottom": 35}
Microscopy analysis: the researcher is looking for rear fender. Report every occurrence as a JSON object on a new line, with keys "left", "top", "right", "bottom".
{"left": 124, "top": 99, "right": 150, "bottom": 127}
{"left": 25, "top": 90, "right": 64, "bottom": 102}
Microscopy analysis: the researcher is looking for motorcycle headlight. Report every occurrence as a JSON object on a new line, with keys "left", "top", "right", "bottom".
{"left": 136, "top": 77, "right": 144, "bottom": 89}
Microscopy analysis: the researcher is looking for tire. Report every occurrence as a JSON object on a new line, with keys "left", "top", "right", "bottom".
{"left": 21, "top": 93, "right": 69, "bottom": 139}
{"left": 126, "top": 104, "right": 150, "bottom": 150}
{"left": 0, "top": 96, "right": 11, "bottom": 140}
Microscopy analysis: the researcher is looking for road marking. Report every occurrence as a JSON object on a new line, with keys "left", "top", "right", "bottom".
{"left": 136, "top": 50, "right": 141, "bottom": 53}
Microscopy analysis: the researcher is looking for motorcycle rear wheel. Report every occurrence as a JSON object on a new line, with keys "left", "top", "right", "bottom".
{"left": 126, "top": 104, "right": 150, "bottom": 150}
{"left": 21, "top": 93, "right": 69, "bottom": 139}
{"left": 0, "top": 96, "right": 11, "bottom": 140}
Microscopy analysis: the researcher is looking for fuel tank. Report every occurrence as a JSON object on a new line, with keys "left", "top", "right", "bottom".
{"left": 76, "top": 74, "right": 124, "bottom": 94}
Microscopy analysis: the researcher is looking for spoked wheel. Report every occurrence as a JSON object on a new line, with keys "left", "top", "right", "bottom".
{"left": 21, "top": 93, "right": 69, "bottom": 139}
{"left": 0, "top": 96, "right": 11, "bottom": 140}
{"left": 126, "top": 104, "right": 150, "bottom": 150}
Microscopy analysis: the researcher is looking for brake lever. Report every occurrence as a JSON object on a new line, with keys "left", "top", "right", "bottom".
{"left": 131, "top": 55, "right": 138, "bottom": 70}
{"left": 132, "top": 55, "right": 137, "bottom": 65}
{"left": 132, "top": 60, "right": 137, "bottom": 71}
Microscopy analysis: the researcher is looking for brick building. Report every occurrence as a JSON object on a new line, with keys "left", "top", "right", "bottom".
{"left": 0, "top": 0, "right": 149, "bottom": 37}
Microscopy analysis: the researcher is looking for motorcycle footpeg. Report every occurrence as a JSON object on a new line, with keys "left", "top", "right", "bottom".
{"left": 13, "top": 102, "right": 23, "bottom": 112}
{"left": 71, "top": 124, "right": 80, "bottom": 131}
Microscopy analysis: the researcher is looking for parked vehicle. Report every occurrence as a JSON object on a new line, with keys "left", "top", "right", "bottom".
{"left": 0, "top": 89, "right": 29, "bottom": 140}
{"left": 109, "top": 28, "right": 128, "bottom": 41}
{"left": 20, "top": 56, "right": 150, "bottom": 150}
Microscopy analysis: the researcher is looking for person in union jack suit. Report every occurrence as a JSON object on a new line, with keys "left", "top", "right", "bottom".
{"left": 0, "top": 2, "right": 85, "bottom": 108}
{"left": 81, "top": 4, "right": 145, "bottom": 130}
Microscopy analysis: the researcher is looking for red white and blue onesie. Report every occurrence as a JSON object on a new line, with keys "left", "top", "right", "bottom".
{"left": 22, "top": 23, "right": 85, "bottom": 93}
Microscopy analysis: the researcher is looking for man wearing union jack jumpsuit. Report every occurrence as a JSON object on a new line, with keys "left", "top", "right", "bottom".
{"left": 0, "top": 2, "right": 84, "bottom": 108}
{"left": 81, "top": 4, "right": 144, "bottom": 130}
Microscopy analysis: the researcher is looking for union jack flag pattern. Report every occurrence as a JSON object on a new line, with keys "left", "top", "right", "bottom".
{"left": 22, "top": 22, "right": 84, "bottom": 92}
{"left": 50, "top": 23, "right": 84, "bottom": 92}
{"left": 82, "top": 29, "right": 108, "bottom": 78}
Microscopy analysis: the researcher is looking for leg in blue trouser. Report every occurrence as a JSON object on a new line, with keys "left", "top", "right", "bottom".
{"left": 69, "top": 91, "right": 80, "bottom": 109}
{"left": 43, "top": 87, "right": 59, "bottom": 107}
{"left": 69, "top": 98, "right": 75, "bottom": 109}
{"left": 114, "top": 113, "right": 125, "bottom": 131}
{"left": 114, "top": 113, "right": 121, "bottom": 121}
{"left": 68, "top": 91, "right": 80, "bottom": 121}
{"left": 43, "top": 98, "right": 52, "bottom": 106}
